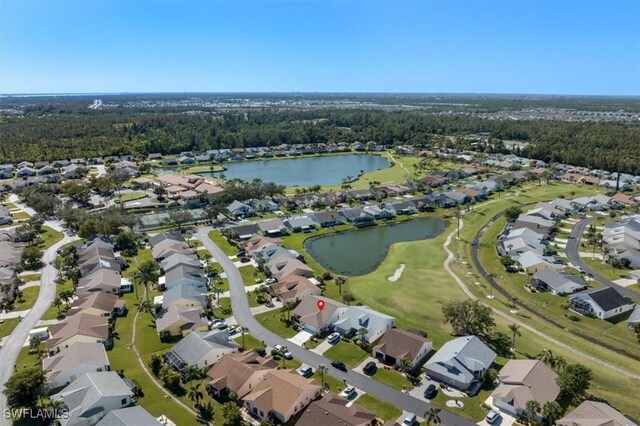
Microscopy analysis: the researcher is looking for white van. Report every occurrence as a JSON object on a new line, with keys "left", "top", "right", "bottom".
{"left": 402, "top": 413, "right": 417, "bottom": 425}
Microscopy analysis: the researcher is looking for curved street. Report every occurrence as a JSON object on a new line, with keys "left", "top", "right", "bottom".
{"left": 565, "top": 217, "right": 640, "bottom": 299}
{"left": 195, "top": 227, "right": 475, "bottom": 426}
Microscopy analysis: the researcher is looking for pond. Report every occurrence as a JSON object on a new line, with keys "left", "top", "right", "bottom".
{"left": 199, "top": 154, "right": 390, "bottom": 186}
{"left": 305, "top": 217, "right": 446, "bottom": 276}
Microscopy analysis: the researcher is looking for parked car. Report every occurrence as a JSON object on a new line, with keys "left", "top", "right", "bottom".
{"left": 327, "top": 332, "right": 341, "bottom": 344}
{"left": 255, "top": 347, "right": 267, "bottom": 357}
{"left": 227, "top": 326, "right": 237, "bottom": 335}
{"left": 240, "top": 257, "right": 251, "bottom": 263}
{"left": 363, "top": 361, "right": 377, "bottom": 376}
{"left": 265, "top": 277, "right": 276, "bottom": 284}
{"left": 423, "top": 384, "right": 437, "bottom": 399}
{"left": 339, "top": 385, "right": 356, "bottom": 399}
{"left": 297, "top": 365, "right": 313, "bottom": 378}
{"left": 331, "top": 360, "right": 347, "bottom": 371}
{"left": 486, "top": 410, "right": 501, "bottom": 424}
{"left": 274, "top": 344, "right": 292, "bottom": 359}
{"left": 402, "top": 413, "right": 417, "bottom": 426}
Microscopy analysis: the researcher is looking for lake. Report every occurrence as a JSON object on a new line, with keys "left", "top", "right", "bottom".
{"left": 305, "top": 217, "right": 446, "bottom": 276}
{"left": 199, "top": 154, "right": 390, "bottom": 186}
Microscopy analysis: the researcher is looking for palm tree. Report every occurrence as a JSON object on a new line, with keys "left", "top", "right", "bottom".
{"left": 525, "top": 400, "right": 541, "bottom": 424}
{"left": 537, "top": 349, "right": 555, "bottom": 366}
{"left": 424, "top": 407, "right": 442, "bottom": 425}
{"left": 240, "top": 326, "right": 249, "bottom": 350}
{"left": 357, "top": 327, "right": 368, "bottom": 342}
{"left": 281, "top": 301, "right": 295, "bottom": 322}
{"left": 316, "top": 365, "right": 328, "bottom": 389}
{"left": 553, "top": 355, "right": 567, "bottom": 373}
{"left": 509, "top": 323, "right": 521, "bottom": 352}
{"left": 542, "top": 401, "right": 562, "bottom": 425}
{"left": 187, "top": 383, "right": 204, "bottom": 410}
{"left": 398, "top": 358, "right": 412, "bottom": 375}
{"left": 335, "top": 276, "right": 346, "bottom": 295}
{"left": 183, "top": 365, "right": 204, "bottom": 383}
{"left": 278, "top": 346, "right": 289, "bottom": 368}
{"left": 53, "top": 296, "right": 62, "bottom": 315}
{"left": 212, "top": 280, "right": 224, "bottom": 303}
{"left": 132, "top": 260, "right": 160, "bottom": 317}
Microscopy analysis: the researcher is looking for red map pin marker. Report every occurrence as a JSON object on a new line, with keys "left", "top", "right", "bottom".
{"left": 317, "top": 300, "right": 325, "bottom": 311}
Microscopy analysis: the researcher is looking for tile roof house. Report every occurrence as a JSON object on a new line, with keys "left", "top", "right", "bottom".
{"left": 96, "top": 406, "right": 162, "bottom": 426}
{"left": 532, "top": 269, "right": 587, "bottom": 295}
{"left": 424, "top": 336, "right": 496, "bottom": 391}
{"left": 51, "top": 371, "right": 134, "bottom": 426}
{"left": 43, "top": 342, "right": 110, "bottom": 391}
{"left": 245, "top": 235, "right": 283, "bottom": 255}
{"left": 491, "top": 360, "right": 560, "bottom": 418}
{"left": 296, "top": 392, "right": 376, "bottom": 426}
{"left": 47, "top": 313, "right": 112, "bottom": 353}
{"left": 163, "top": 329, "right": 238, "bottom": 371}
{"left": 257, "top": 218, "right": 287, "bottom": 237}
{"left": 159, "top": 252, "right": 201, "bottom": 274}
{"left": 242, "top": 369, "right": 321, "bottom": 424}
{"left": 149, "top": 232, "right": 184, "bottom": 248}
{"left": 373, "top": 328, "right": 432, "bottom": 369}
{"left": 68, "top": 291, "right": 126, "bottom": 318}
{"left": 77, "top": 269, "right": 128, "bottom": 295}
{"left": 557, "top": 400, "right": 638, "bottom": 426}
{"left": 312, "top": 210, "right": 344, "bottom": 228}
{"left": 266, "top": 255, "right": 314, "bottom": 281}
{"left": 271, "top": 274, "right": 321, "bottom": 303}
{"left": 155, "top": 304, "right": 208, "bottom": 337}
{"left": 206, "top": 351, "right": 278, "bottom": 399}
{"left": 293, "top": 296, "right": 348, "bottom": 335}
{"left": 162, "top": 284, "right": 208, "bottom": 309}
{"left": 569, "top": 287, "right": 635, "bottom": 320}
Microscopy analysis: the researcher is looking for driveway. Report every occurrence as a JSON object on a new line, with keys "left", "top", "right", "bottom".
{"left": 288, "top": 330, "right": 313, "bottom": 346}
{"left": 311, "top": 340, "right": 335, "bottom": 355}
{"left": 0, "top": 230, "right": 78, "bottom": 415}
{"left": 195, "top": 227, "right": 475, "bottom": 426}
{"left": 565, "top": 217, "right": 639, "bottom": 299}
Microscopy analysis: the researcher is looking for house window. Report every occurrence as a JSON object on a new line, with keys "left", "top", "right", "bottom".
{"left": 121, "top": 398, "right": 127, "bottom": 405}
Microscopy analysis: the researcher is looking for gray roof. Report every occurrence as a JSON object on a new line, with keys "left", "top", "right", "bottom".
{"left": 284, "top": 215, "right": 317, "bottom": 229}
{"left": 628, "top": 305, "right": 640, "bottom": 325}
{"left": 96, "top": 406, "right": 161, "bottom": 426}
{"left": 149, "top": 232, "right": 184, "bottom": 248}
{"left": 165, "top": 264, "right": 207, "bottom": 287}
{"left": 160, "top": 253, "right": 200, "bottom": 272}
{"left": 312, "top": 210, "right": 343, "bottom": 224}
{"left": 162, "top": 284, "right": 207, "bottom": 309}
{"left": 572, "top": 287, "right": 634, "bottom": 312}
{"left": 426, "top": 336, "right": 496, "bottom": 385}
{"left": 167, "top": 329, "right": 238, "bottom": 366}
{"left": 533, "top": 269, "right": 586, "bottom": 291}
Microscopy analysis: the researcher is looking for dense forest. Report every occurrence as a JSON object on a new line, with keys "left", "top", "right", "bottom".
{"left": 1, "top": 95, "right": 639, "bottom": 174}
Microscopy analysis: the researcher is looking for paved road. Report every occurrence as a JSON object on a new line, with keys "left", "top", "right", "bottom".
{"left": 565, "top": 217, "right": 640, "bottom": 299}
{"left": 195, "top": 228, "right": 475, "bottom": 426}
{"left": 0, "top": 232, "right": 78, "bottom": 417}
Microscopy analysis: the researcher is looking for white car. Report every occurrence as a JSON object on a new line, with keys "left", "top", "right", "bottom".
{"left": 402, "top": 413, "right": 417, "bottom": 426}
{"left": 297, "top": 364, "right": 313, "bottom": 377}
{"left": 486, "top": 410, "right": 501, "bottom": 424}
{"left": 274, "top": 344, "right": 293, "bottom": 359}
{"left": 339, "top": 385, "right": 356, "bottom": 399}
{"left": 327, "top": 332, "right": 341, "bottom": 344}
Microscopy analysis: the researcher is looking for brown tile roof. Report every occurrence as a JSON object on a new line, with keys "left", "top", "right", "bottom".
{"left": 272, "top": 275, "right": 320, "bottom": 302}
{"left": 557, "top": 400, "right": 637, "bottom": 426}
{"left": 46, "top": 313, "right": 110, "bottom": 349}
{"left": 245, "top": 235, "right": 283, "bottom": 254}
{"left": 296, "top": 392, "right": 376, "bottom": 426}
{"left": 373, "top": 328, "right": 431, "bottom": 362}
{"left": 42, "top": 342, "right": 109, "bottom": 384}
{"left": 293, "top": 296, "right": 346, "bottom": 330}
{"left": 68, "top": 291, "right": 122, "bottom": 317}
{"left": 155, "top": 305, "right": 207, "bottom": 334}
{"left": 612, "top": 193, "right": 638, "bottom": 206}
{"left": 243, "top": 369, "right": 320, "bottom": 418}
{"left": 491, "top": 360, "right": 560, "bottom": 411}
{"left": 207, "top": 351, "right": 277, "bottom": 397}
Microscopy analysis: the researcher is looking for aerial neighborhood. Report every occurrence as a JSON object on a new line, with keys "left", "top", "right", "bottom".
{"left": 1, "top": 139, "right": 639, "bottom": 426}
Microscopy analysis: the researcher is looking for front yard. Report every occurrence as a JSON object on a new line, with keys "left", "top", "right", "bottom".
{"left": 355, "top": 394, "right": 402, "bottom": 422}
{"left": 0, "top": 318, "right": 20, "bottom": 338}
{"left": 208, "top": 230, "right": 237, "bottom": 256}
{"left": 323, "top": 341, "right": 369, "bottom": 368}
{"left": 254, "top": 311, "right": 298, "bottom": 338}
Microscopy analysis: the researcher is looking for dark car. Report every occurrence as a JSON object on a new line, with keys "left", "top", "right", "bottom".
{"left": 240, "top": 257, "right": 251, "bottom": 263}
{"left": 331, "top": 361, "right": 347, "bottom": 371}
{"left": 423, "top": 384, "right": 437, "bottom": 399}
{"left": 255, "top": 347, "right": 267, "bottom": 357}
{"left": 363, "top": 361, "right": 377, "bottom": 375}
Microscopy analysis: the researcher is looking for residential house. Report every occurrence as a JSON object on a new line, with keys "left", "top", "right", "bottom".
{"left": 339, "top": 207, "right": 375, "bottom": 227}
{"left": 251, "top": 244, "right": 298, "bottom": 265}
{"left": 243, "top": 369, "right": 321, "bottom": 424}
{"left": 151, "top": 240, "right": 192, "bottom": 261}
{"left": 17, "top": 167, "right": 36, "bottom": 177}
{"left": 491, "top": 360, "right": 560, "bottom": 419}
{"left": 0, "top": 164, "right": 14, "bottom": 179}
{"left": 271, "top": 274, "right": 321, "bottom": 303}
{"left": 283, "top": 215, "right": 317, "bottom": 233}
{"left": 627, "top": 305, "right": 640, "bottom": 330}
{"left": 163, "top": 329, "right": 238, "bottom": 371}
{"left": 245, "top": 235, "right": 283, "bottom": 255}
{"left": 227, "top": 200, "right": 256, "bottom": 218}
{"left": 227, "top": 223, "right": 261, "bottom": 240}
{"left": 63, "top": 164, "right": 87, "bottom": 179}
{"left": 96, "top": 406, "right": 162, "bottom": 426}
{"left": 296, "top": 393, "right": 376, "bottom": 426}
{"left": 532, "top": 269, "right": 587, "bottom": 295}
{"left": 312, "top": 210, "right": 343, "bottom": 227}
{"left": 149, "top": 231, "right": 184, "bottom": 247}
{"left": 155, "top": 304, "right": 208, "bottom": 337}
{"left": 516, "top": 251, "right": 562, "bottom": 274}
{"left": 43, "top": 342, "right": 110, "bottom": 391}
{"left": 159, "top": 252, "right": 200, "bottom": 273}
{"left": 266, "top": 255, "right": 314, "bottom": 281}
{"left": 611, "top": 193, "right": 639, "bottom": 208}
{"left": 569, "top": 287, "right": 635, "bottom": 320}
{"left": 206, "top": 351, "right": 278, "bottom": 399}
{"left": 51, "top": 372, "right": 134, "bottom": 426}
{"left": 293, "top": 296, "right": 348, "bottom": 335}
{"left": 373, "top": 328, "right": 432, "bottom": 369}
{"left": 77, "top": 269, "right": 129, "bottom": 295}
{"left": 557, "top": 400, "right": 638, "bottom": 426}
{"left": 67, "top": 292, "right": 126, "bottom": 318}
{"left": 0, "top": 207, "right": 12, "bottom": 225}
{"left": 424, "top": 336, "right": 496, "bottom": 391}
{"left": 333, "top": 305, "right": 395, "bottom": 342}
{"left": 603, "top": 216, "right": 640, "bottom": 251}
{"left": 257, "top": 218, "right": 287, "bottom": 237}
{"left": 162, "top": 284, "right": 208, "bottom": 309}
{"left": 164, "top": 264, "right": 208, "bottom": 290}
{"left": 47, "top": 313, "right": 112, "bottom": 353}
{"left": 388, "top": 200, "right": 417, "bottom": 215}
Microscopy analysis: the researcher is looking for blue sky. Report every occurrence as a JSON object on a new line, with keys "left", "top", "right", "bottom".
{"left": 1, "top": 0, "right": 639, "bottom": 95}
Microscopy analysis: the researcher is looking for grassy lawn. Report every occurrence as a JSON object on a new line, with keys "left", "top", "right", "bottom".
{"left": 233, "top": 333, "right": 264, "bottom": 350}
{"left": 39, "top": 226, "right": 64, "bottom": 249}
{"left": 372, "top": 367, "right": 414, "bottom": 391}
{"left": 208, "top": 230, "right": 238, "bottom": 256}
{"left": 11, "top": 211, "right": 29, "bottom": 220}
{"left": 118, "top": 191, "right": 147, "bottom": 202}
{"left": 246, "top": 290, "right": 263, "bottom": 307}
{"left": 356, "top": 394, "right": 402, "bottom": 422}
{"left": 41, "top": 279, "right": 75, "bottom": 320}
{"left": 0, "top": 318, "right": 20, "bottom": 337}
{"left": 13, "top": 286, "right": 40, "bottom": 311}
{"left": 582, "top": 257, "right": 630, "bottom": 281}
{"left": 323, "top": 341, "right": 369, "bottom": 368}
{"left": 20, "top": 273, "right": 41, "bottom": 282}
{"left": 254, "top": 311, "right": 298, "bottom": 338}
{"left": 239, "top": 264, "right": 263, "bottom": 285}
{"left": 212, "top": 297, "right": 233, "bottom": 319}
{"left": 2, "top": 202, "right": 17, "bottom": 210}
